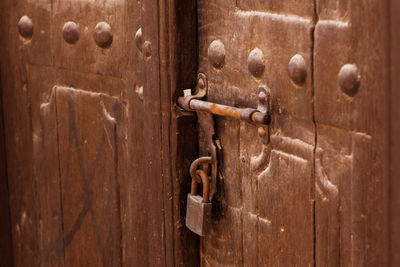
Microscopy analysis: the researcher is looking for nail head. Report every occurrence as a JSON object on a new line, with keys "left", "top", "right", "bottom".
{"left": 208, "top": 40, "right": 225, "bottom": 69}
{"left": 18, "top": 16, "right": 33, "bottom": 39}
{"left": 62, "top": 21, "right": 79, "bottom": 44}
{"left": 288, "top": 54, "right": 307, "bottom": 86}
{"left": 94, "top": 22, "right": 113, "bottom": 48}
{"left": 338, "top": 64, "right": 360, "bottom": 96}
{"left": 248, "top": 48, "right": 265, "bottom": 78}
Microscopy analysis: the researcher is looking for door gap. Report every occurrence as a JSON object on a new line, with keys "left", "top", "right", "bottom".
{"left": 311, "top": 1, "right": 319, "bottom": 267}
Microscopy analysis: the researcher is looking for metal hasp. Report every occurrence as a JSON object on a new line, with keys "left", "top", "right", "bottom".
{"left": 178, "top": 77, "right": 271, "bottom": 125}
{"left": 181, "top": 73, "right": 271, "bottom": 236}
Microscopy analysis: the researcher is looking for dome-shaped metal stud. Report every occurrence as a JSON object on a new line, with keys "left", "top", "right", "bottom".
{"left": 248, "top": 48, "right": 265, "bottom": 78}
{"left": 338, "top": 64, "right": 360, "bottom": 96}
{"left": 62, "top": 21, "right": 79, "bottom": 44}
{"left": 18, "top": 16, "right": 34, "bottom": 39}
{"left": 288, "top": 54, "right": 307, "bottom": 86}
{"left": 208, "top": 40, "right": 225, "bottom": 69}
{"left": 94, "top": 22, "right": 113, "bottom": 48}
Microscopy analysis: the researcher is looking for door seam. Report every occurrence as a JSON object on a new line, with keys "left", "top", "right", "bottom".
{"left": 311, "top": 1, "right": 319, "bottom": 267}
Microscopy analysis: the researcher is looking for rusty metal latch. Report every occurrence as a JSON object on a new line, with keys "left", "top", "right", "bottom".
{"left": 178, "top": 73, "right": 271, "bottom": 189}
{"left": 181, "top": 73, "right": 271, "bottom": 235}
{"left": 178, "top": 75, "right": 271, "bottom": 125}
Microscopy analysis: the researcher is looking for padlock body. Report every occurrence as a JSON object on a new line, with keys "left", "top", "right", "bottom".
{"left": 185, "top": 194, "right": 212, "bottom": 236}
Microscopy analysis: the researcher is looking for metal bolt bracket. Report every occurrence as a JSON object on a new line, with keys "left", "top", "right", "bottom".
{"left": 178, "top": 75, "right": 271, "bottom": 125}
{"left": 181, "top": 73, "right": 271, "bottom": 202}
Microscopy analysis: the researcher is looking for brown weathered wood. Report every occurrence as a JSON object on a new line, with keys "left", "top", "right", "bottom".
{"left": 28, "top": 66, "right": 64, "bottom": 266}
{"left": 197, "top": 0, "right": 315, "bottom": 265}
{"left": 0, "top": 0, "right": 195, "bottom": 265}
{"left": 0, "top": 1, "right": 45, "bottom": 265}
{"left": 140, "top": 0, "right": 167, "bottom": 265}
{"left": 56, "top": 87, "right": 122, "bottom": 266}
{"left": 0, "top": 0, "right": 397, "bottom": 266}
{"left": 314, "top": 0, "right": 390, "bottom": 266}
{"left": 390, "top": 0, "right": 400, "bottom": 265}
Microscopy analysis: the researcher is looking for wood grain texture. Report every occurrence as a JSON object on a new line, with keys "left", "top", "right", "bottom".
{"left": 0, "top": 0, "right": 197, "bottom": 265}
{"left": 0, "top": 0, "right": 43, "bottom": 265}
{"left": 314, "top": 0, "right": 390, "bottom": 265}
{"left": 237, "top": 0, "right": 314, "bottom": 18}
{"left": 56, "top": 87, "right": 122, "bottom": 266}
{"left": 390, "top": 0, "right": 400, "bottom": 265}
{"left": 28, "top": 66, "right": 64, "bottom": 267}
{"left": 197, "top": 0, "right": 315, "bottom": 265}
{"left": 0, "top": 0, "right": 396, "bottom": 266}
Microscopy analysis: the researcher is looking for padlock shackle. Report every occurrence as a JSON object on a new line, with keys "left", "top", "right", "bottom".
{"left": 189, "top": 156, "right": 212, "bottom": 183}
{"left": 190, "top": 169, "right": 210, "bottom": 202}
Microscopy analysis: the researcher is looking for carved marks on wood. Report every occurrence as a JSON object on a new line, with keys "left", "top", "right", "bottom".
{"left": 27, "top": 63, "right": 127, "bottom": 265}
{"left": 5, "top": 0, "right": 146, "bottom": 264}
{"left": 56, "top": 87, "right": 122, "bottom": 266}
{"left": 197, "top": 0, "right": 316, "bottom": 265}
{"left": 250, "top": 127, "right": 271, "bottom": 172}
{"left": 239, "top": 123, "right": 315, "bottom": 266}
{"left": 236, "top": 0, "right": 315, "bottom": 18}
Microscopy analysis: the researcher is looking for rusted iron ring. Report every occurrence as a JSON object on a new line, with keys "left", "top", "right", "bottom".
{"left": 189, "top": 156, "right": 212, "bottom": 183}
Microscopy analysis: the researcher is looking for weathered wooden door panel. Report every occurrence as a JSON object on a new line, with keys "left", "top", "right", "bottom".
{"left": 314, "top": 0, "right": 390, "bottom": 266}
{"left": 56, "top": 87, "right": 122, "bottom": 266}
{"left": 391, "top": 1, "right": 400, "bottom": 266}
{"left": 27, "top": 61, "right": 129, "bottom": 266}
{"left": 0, "top": 0, "right": 157, "bottom": 265}
{"left": 28, "top": 65, "right": 64, "bottom": 266}
{"left": 0, "top": 0, "right": 199, "bottom": 265}
{"left": 195, "top": 0, "right": 394, "bottom": 266}
{"left": 0, "top": 0, "right": 397, "bottom": 266}
{"left": 52, "top": 0, "right": 130, "bottom": 77}
{"left": 197, "top": 0, "right": 315, "bottom": 265}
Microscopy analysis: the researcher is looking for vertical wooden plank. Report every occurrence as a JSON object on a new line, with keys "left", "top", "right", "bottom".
{"left": 120, "top": 0, "right": 147, "bottom": 265}
{"left": 314, "top": 0, "right": 390, "bottom": 265}
{"left": 159, "top": 0, "right": 175, "bottom": 265}
{"left": 0, "top": 1, "right": 43, "bottom": 265}
{"left": 315, "top": 125, "right": 351, "bottom": 266}
{"left": 28, "top": 65, "right": 65, "bottom": 266}
{"left": 141, "top": 0, "right": 166, "bottom": 265}
{"left": 390, "top": 0, "right": 400, "bottom": 265}
{"left": 55, "top": 87, "right": 122, "bottom": 266}
{"left": 197, "top": 0, "right": 315, "bottom": 265}
{"left": 140, "top": 0, "right": 200, "bottom": 265}
{"left": 0, "top": 71, "right": 14, "bottom": 266}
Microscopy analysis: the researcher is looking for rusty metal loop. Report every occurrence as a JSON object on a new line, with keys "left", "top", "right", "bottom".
{"left": 178, "top": 88, "right": 206, "bottom": 110}
{"left": 190, "top": 169, "right": 210, "bottom": 202}
{"left": 190, "top": 156, "right": 212, "bottom": 182}
{"left": 240, "top": 108, "right": 258, "bottom": 123}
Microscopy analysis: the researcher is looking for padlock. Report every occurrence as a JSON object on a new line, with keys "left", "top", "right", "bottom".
{"left": 185, "top": 169, "right": 212, "bottom": 236}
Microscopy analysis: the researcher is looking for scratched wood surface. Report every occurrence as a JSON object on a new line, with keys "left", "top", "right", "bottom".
{"left": 0, "top": 0, "right": 198, "bottom": 266}
{"left": 197, "top": 0, "right": 394, "bottom": 266}
{"left": 390, "top": 1, "right": 400, "bottom": 266}
{"left": 0, "top": 0, "right": 398, "bottom": 266}
{"left": 314, "top": 0, "right": 390, "bottom": 266}
{"left": 197, "top": 0, "right": 315, "bottom": 265}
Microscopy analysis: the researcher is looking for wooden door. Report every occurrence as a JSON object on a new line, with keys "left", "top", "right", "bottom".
{"left": 0, "top": 0, "right": 398, "bottom": 266}
{"left": 0, "top": 0, "right": 199, "bottom": 266}
{"left": 195, "top": 0, "right": 395, "bottom": 266}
